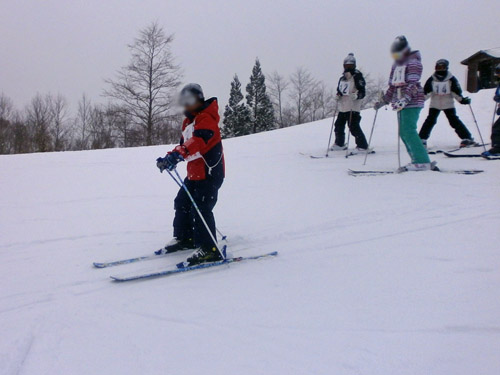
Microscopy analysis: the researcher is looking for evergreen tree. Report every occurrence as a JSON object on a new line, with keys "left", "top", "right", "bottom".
{"left": 246, "top": 58, "right": 275, "bottom": 133}
{"left": 222, "top": 75, "right": 251, "bottom": 138}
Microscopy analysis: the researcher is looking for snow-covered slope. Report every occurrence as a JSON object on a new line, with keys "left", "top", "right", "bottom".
{"left": 1, "top": 90, "right": 499, "bottom": 375}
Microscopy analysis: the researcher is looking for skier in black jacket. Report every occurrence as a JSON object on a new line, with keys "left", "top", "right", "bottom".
{"left": 330, "top": 53, "right": 369, "bottom": 153}
{"left": 419, "top": 59, "right": 475, "bottom": 148}
{"left": 483, "top": 63, "right": 500, "bottom": 156}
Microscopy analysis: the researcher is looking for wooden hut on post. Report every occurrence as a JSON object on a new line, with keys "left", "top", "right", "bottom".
{"left": 461, "top": 48, "right": 500, "bottom": 93}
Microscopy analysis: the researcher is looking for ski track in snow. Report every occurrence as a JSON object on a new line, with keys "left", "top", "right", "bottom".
{"left": 1, "top": 90, "right": 499, "bottom": 374}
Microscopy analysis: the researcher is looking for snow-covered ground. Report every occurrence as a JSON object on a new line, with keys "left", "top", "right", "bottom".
{"left": 1, "top": 90, "right": 499, "bottom": 375}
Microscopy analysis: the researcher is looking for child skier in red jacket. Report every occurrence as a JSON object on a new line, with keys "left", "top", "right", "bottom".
{"left": 156, "top": 84, "right": 225, "bottom": 266}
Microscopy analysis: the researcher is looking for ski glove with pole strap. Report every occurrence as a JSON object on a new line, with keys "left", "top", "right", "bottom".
{"left": 459, "top": 96, "right": 471, "bottom": 105}
{"left": 156, "top": 152, "right": 184, "bottom": 172}
{"left": 392, "top": 98, "right": 408, "bottom": 111}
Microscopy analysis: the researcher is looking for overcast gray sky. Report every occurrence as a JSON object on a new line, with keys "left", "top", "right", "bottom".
{"left": 1, "top": 0, "right": 499, "bottom": 112}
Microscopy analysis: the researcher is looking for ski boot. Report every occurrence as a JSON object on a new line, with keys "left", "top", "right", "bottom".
{"left": 482, "top": 147, "right": 500, "bottom": 157}
{"left": 155, "top": 238, "right": 195, "bottom": 255}
{"left": 481, "top": 147, "right": 500, "bottom": 158}
{"left": 350, "top": 147, "right": 374, "bottom": 155}
{"left": 398, "top": 162, "right": 435, "bottom": 172}
{"left": 184, "top": 245, "right": 224, "bottom": 266}
{"left": 460, "top": 138, "right": 478, "bottom": 148}
{"left": 329, "top": 144, "right": 347, "bottom": 151}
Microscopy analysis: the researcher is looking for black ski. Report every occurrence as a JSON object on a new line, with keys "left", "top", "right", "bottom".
{"left": 346, "top": 150, "right": 376, "bottom": 157}
{"left": 443, "top": 152, "right": 484, "bottom": 158}
{"left": 348, "top": 168, "right": 484, "bottom": 176}
{"left": 484, "top": 155, "right": 500, "bottom": 160}
{"left": 428, "top": 143, "right": 489, "bottom": 155}
{"left": 428, "top": 148, "right": 459, "bottom": 155}
{"left": 443, "top": 152, "right": 500, "bottom": 160}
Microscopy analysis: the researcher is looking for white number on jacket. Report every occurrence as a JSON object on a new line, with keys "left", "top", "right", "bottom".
{"left": 339, "top": 81, "right": 351, "bottom": 95}
{"left": 392, "top": 65, "right": 406, "bottom": 87}
{"left": 432, "top": 81, "right": 451, "bottom": 95}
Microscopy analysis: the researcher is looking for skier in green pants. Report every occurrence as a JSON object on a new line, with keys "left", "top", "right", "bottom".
{"left": 375, "top": 35, "right": 433, "bottom": 171}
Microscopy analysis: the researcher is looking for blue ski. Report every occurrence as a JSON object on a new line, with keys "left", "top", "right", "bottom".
{"left": 110, "top": 251, "right": 278, "bottom": 282}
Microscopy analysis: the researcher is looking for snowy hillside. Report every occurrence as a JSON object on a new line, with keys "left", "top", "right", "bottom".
{"left": 1, "top": 90, "right": 499, "bottom": 375}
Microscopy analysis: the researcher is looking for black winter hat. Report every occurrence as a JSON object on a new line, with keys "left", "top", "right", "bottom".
{"left": 179, "top": 83, "right": 205, "bottom": 106}
{"left": 180, "top": 83, "right": 204, "bottom": 101}
{"left": 435, "top": 59, "right": 449, "bottom": 70}
{"left": 391, "top": 35, "right": 410, "bottom": 53}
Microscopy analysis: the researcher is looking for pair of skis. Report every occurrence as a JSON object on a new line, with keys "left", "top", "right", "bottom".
{"left": 93, "top": 248, "right": 278, "bottom": 282}
{"left": 301, "top": 150, "right": 375, "bottom": 159}
{"left": 348, "top": 168, "right": 484, "bottom": 177}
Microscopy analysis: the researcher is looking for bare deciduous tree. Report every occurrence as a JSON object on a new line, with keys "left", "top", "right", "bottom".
{"left": 310, "top": 82, "right": 336, "bottom": 122}
{"left": 0, "top": 93, "right": 14, "bottom": 122}
{"left": 289, "top": 67, "right": 316, "bottom": 125}
{"left": 49, "top": 94, "right": 69, "bottom": 151}
{"left": 0, "top": 94, "right": 15, "bottom": 153}
{"left": 87, "top": 105, "right": 115, "bottom": 149}
{"left": 11, "top": 119, "right": 30, "bottom": 154}
{"left": 26, "top": 94, "right": 53, "bottom": 152}
{"left": 106, "top": 104, "right": 133, "bottom": 147}
{"left": 105, "top": 22, "right": 182, "bottom": 146}
{"left": 75, "top": 93, "right": 92, "bottom": 150}
{"left": 363, "top": 74, "right": 387, "bottom": 110}
{"left": 267, "top": 71, "right": 289, "bottom": 128}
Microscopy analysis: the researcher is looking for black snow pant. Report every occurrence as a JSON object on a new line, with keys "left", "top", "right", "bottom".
{"left": 492, "top": 116, "right": 500, "bottom": 150}
{"left": 334, "top": 111, "right": 368, "bottom": 149}
{"left": 419, "top": 107, "right": 472, "bottom": 140}
{"left": 173, "top": 177, "right": 223, "bottom": 248}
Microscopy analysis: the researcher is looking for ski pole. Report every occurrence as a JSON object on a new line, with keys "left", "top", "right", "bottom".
{"left": 165, "top": 170, "right": 226, "bottom": 240}
{"left": 492, "top": 102, "right": 499, "bottom": 130}
{"left": 325, "top": 112, "right": 337, "bottom": 157}
{"left": 345, "top": 110, "right": 353, "bottom": 158}
{"left": 325, "top": 102, "right": 339, "bottom": 157}
{"left": 167, "top": 168, "right": 226, "bottom": 260}
{"left": 397, "top": 110, "right": 402, "bottom": 169}
{"left": 468, "top": 104, "right": 488, "bottom": 153}
{"left": 396, "top": 88, "right": 402, "bottom": 169}
{"left": 363, "top": 108, "right": 379, "bottom": 165}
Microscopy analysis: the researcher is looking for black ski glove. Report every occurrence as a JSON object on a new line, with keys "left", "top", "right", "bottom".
{"left": 459, "top": 97, "right": 471, "bottom": 105}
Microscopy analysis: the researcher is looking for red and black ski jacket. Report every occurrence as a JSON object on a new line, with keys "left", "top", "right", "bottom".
{"left": 174, "top": 98, "right": 225, "bottom": 181}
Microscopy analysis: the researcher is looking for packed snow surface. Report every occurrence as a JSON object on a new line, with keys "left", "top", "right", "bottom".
{"left": 1, "top": 90, "right": 499, "bottom": 374}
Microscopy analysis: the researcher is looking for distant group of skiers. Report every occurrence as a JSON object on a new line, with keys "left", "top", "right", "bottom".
{"left": 153, "top": 35, "right": 500, "bottom": 267}
{"left": 333, "top": 35, "right": 500, "bottom": 170}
